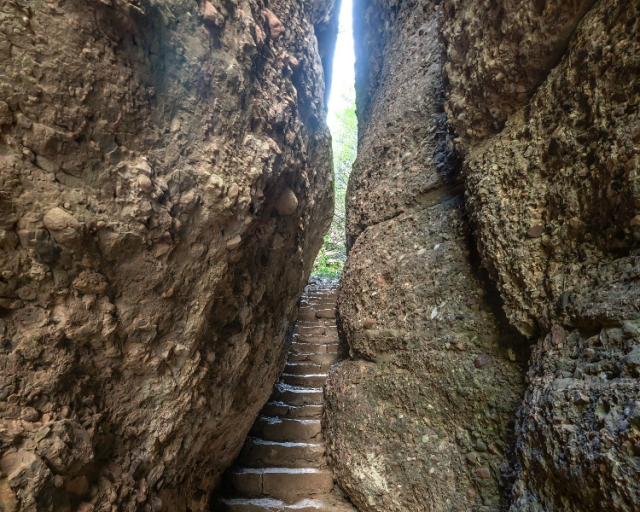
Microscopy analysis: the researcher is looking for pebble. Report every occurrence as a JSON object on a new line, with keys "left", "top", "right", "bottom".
{"left": 527, "top": 224, "right": 544, "bottom": 238}
{"left": 275, "top": 187, "right": 298, "bottom": 215}
{"left": 573, "top": 391, "right": 590, "bottom": 405}
{"left": 203, "top": 1, "right": 223, "bottom": 26}
{"left": 262, "top": 9, "right": 284, "bottom": 39}
{"left": 476, "top": 467, "right": 491, "bottom": 479}
{"left": 226, "top": 235, "right": 242, "bottom": 250}
{"left": 474, "top": 353, "right": 492, "bottom": 369}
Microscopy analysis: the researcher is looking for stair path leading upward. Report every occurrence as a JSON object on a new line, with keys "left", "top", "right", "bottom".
{"left": 214, "top": 281, "right": 356, "bottom": 512}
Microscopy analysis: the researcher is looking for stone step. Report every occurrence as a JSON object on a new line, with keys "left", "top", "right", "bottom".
{"left": 303, "top": 298, "right": 337, "bottom": 305}
{"left": 315, "top": 309, "right": 336, "bottom": 319}
{"left": 284, "top": 362, "right": 321, "bottom": 375}
{"left": 297, "top": 309, "right": 318, "bottom": 322}
{"left": 284, "top": 362, "right": 334, "bottom": 375}
{"left": 294, "top": 325, "right": 326, "bottom": 336}
{"left": 218, "top": 497, "right": 357, "bottom": 512}
{"left": 296, "top": 319, "right": 327, "bottom": 326}
{"left": 294, "top": 334, "right": 338, "bottom": 344}
{"left": 237, "top": 438, "right": 325, "bottom": 468}
{"left": 303, "top": 291, "right": 337, "bottom": 297}
{"left": 282, "top": 373, "right": 327, "bottom": 388}
{"left": 228, "top": 468, "right": 334, "bottom": 504}
{"left": 216, "top": 497, "right": 285, "bottom": 512}
{"left": 303, "top": 294, "right": 337, "bottom": 300}
{"left": 270, "top": 383, "right": 323, "bottom": 406}
{"left": 290, "top": 342, "right": 339, "bottom": 355}
{"left": 260, "top": 402, "right": 323, "bottom": 420}
{"left": 251, "top": 417, "right": 323, "bottom": 443}
{"left": 287, "top": 353, "right": 339, "bottom": 365}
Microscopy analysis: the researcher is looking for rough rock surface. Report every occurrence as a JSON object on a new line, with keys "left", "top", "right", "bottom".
{"left": 328, "top": 0, "right": 639, "bottom": 511}
{"left": 325, "top": 1, "right": 527, "bottom": 511}
{"left": 0, "top": 0, "right": 337, "bottom": 510}
{"left": 442, "top": 0, "right": 640, "bottom": 510}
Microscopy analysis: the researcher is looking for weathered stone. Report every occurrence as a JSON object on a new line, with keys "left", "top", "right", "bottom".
{"left": 327, "top": 0, "right": 640, "bottom": 511}
{"left": 326, "top": 6, "right": 527, "bottom": 506}
{"left": 0, "top": 0, "right": 338, "bottom": 510}
{"left": 263, "top": 9, "right": 284, "bottom": 40}
{"left": 275, "top": 187, "right": 299, "bottom": 216}
{"left": 441, "top": 0, "right": 640, "bottom": 510}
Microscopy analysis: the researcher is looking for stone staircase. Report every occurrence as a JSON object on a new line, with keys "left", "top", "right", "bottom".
{"left": 213, "top": 281, "right": 357, "bottom": 512}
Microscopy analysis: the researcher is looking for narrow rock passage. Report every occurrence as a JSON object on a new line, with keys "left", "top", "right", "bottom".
{"left": 215, "top": 281, "right": 357, "bottom": 511}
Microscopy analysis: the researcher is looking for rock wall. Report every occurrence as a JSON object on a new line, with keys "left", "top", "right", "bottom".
{"left": 0, "top": 0, "right": 337, "bottom": 510}
{"left": 325, "top": 1, "right": 527, "bottom": 511}
{"left": 443, "top": 1, "right": 640, "bottom": 510}
{"left": 327, "top": 0, "right": 640, "bottom": 511}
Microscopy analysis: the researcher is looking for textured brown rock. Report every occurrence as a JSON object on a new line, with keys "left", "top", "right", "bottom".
{"left": 325, "top": 1, "right": 526, "bottom": 511}
{"left": 345, "top": 0, "right": 457, "bottom": 247}
{"left": 0, "top": 0, "right": 338, "bottom": 510}
{"left": 442, "top": 0, "right": 640, "bottom": 509}
{"left": 441, "top": 0, "right": 597, "bottom": 152}
{"left": 329, "top": 0, "right": 640, "bottom": 511}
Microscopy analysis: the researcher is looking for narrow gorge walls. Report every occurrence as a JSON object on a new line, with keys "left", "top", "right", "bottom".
{"left": 443, "top": 1, "right": 640, "bottom": 510}
{"left": 0, "top": 0, "right": 338, "bottom": 510}
{"left": 327, "top": 0, "right": 640, "bottom": 511}
{"left": 325, "top": 1, "right": 527, "bottom": 510}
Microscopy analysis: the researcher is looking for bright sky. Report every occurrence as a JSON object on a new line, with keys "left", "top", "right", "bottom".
{"left": 327, "top": 0, "right": 355, "bottom": 133}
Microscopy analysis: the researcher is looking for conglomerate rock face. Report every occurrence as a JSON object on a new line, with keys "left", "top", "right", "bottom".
{"left": 0, "top": 0, "right": 336, "bottom": 510}
{"left": 327, "top": 0, "right": 640, "bottom": 511}
{"left": 325, "top": 1, "right": 527, "bottom": 511}
{"left": 443, "top": 1, "right": 640, "bottom": 510}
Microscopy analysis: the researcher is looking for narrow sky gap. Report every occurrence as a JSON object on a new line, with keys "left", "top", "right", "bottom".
{"left": 327, "top": 0, "right": 355, "bottom": 131}
{"left": 312, "top": 0, "right": 357, "bottom": 276}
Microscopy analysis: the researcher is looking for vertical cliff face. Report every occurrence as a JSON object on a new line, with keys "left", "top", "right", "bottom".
{"left": 0, "top": 0, "right": 336, "bottom": 510}
{"left": 443, "top": 1, "right": 640, "bottom": 510}
{"left": 325, "top": 1, "right": 527, "bottom": 511}
{"left": 328, "top": 0, "right": 639, "bottom": 511}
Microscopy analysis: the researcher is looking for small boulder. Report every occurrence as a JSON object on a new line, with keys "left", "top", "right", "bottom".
{"left": 262, "top": 9, "right": 284, "bottom": 39}
{"left": 275, "top": 187, "right": 298, "bottom": 216}
{"left": 43, "top": 207, "right": 82, "bottom": 248}
{"left": 203, "top": 1, "right": 224, "bottom": 26}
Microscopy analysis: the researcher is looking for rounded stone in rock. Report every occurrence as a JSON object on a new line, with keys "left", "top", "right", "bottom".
{"left": 476, "top": 467, "right": 491, "bottom": 479}
{"left": 527, "top": 224, "right": 545, "bottom": 238}
{"left": 474, "top": 353, "right": 492, "bottom": 369}
{"left": 275, "top": 187, "right": 298, "bottom": 215}
{"left": 262, "top": 9, "right": 284, "bottom": 39}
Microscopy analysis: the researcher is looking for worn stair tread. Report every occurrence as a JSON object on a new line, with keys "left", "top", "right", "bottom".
{"left": 270, "top": 384, "right": 324, "bottom": 406}
{"left": 229, "top": 468, "right": 335, "bottom": 503}
{"left": 219, "top": 495, "right": 358, "bottom": 512}
{"left": 251, "top": 417, "right": 323, "bottom": 442}
{"left": 282, "top": 374, "right": 328, "bottom": 388}
{"left": 290, "top": 343, "right": 337, "bottom": 355}
{"left": 260, "top": 402, "right": 323, "bottom": 419}
{"left": 294, "top": 334, "right": 338, "bottom": 343}
{"left": 287, "top": 353, "right": 339, "bottom": 364}
{"left": 274, "top": 383, "right": 323, "bottom": 392}
{"left": 284, "top": 363, "right": 334, "bottom": 375}
{"left": 234, "top": 467, "right": 328, "bottom": 474}
{"left": 284, "top": 362, "right": 322, "bottom": 375}
{"left": 218, "top": 497, "right": 285, "bottom": 511}
{"left": 288, "top": 352, "right": 338, "bottom": 361}
{"left": 238, "top": 438, "right": 325, "bottom": 468}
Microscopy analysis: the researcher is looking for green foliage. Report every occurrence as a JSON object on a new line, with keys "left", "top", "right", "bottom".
{"left": 312, "top": 88, "right": 357, "bottom": 277}
{"left": 312, "top": 235, "right": 344, "bottom": 277}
